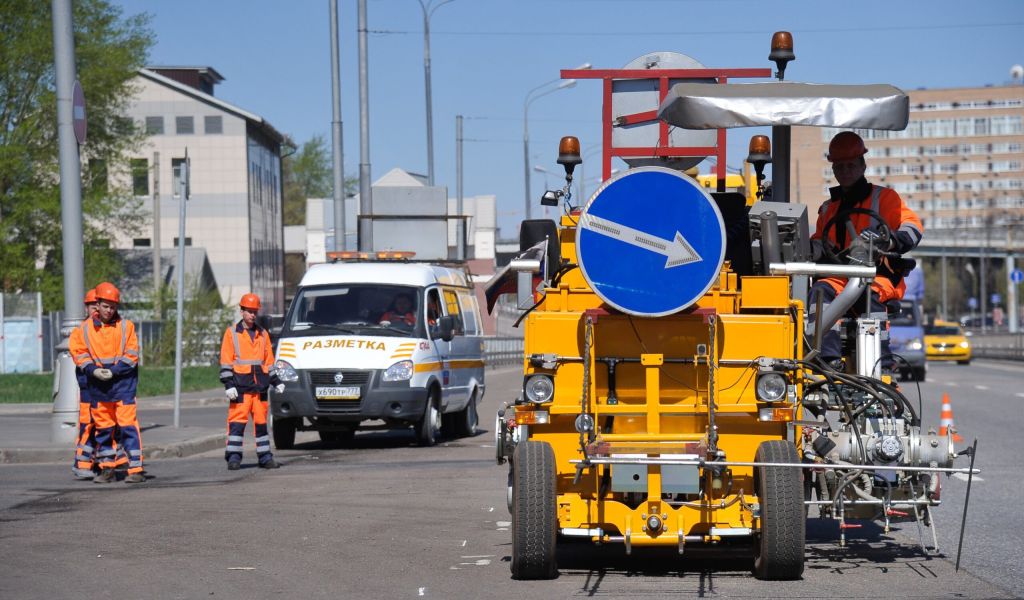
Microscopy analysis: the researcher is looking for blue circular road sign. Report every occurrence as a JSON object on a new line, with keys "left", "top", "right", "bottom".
{"left": 1011, "top": 269, "right": 1024, "bottom": 284}
{"left": 576, "top": 167, "right": 726, "bottom": 316}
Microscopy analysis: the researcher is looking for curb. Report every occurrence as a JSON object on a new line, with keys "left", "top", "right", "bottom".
{"left": 0, "top": 432, "right": 226, "bottom": 465}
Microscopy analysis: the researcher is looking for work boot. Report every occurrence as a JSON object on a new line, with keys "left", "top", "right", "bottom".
{"left": 124, "top": 472, "right": 145, "bottom": 484}
{"left": 227, "top": 460, "right": 241, "bottom": 471}
{"left": 93, "top": 468, "right": 116, "bottom": 484}
{"left": 258, "top": 458, "right": 281, "bottom": 469}
{"left": 72, "top": 467, "right": 95, "bottom": 480}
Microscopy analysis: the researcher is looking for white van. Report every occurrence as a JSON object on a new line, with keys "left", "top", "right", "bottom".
{"left": 270, "top": 257, "right": 485, "bottom": 448}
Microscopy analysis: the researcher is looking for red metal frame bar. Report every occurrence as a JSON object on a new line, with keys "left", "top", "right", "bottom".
{"left": 562, "top": 66, "right": 772, "bottom": 187}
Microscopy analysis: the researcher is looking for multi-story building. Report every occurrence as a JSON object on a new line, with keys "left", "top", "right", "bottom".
{"left": 791, "top": 84, "right": 1024, "bottom": 320}
{"left": 113, "top": 66, "right": 286, "bottom": 314}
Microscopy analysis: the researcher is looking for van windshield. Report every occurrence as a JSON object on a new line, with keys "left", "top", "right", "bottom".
{"left": 284, "top": 284, "right": 425, "bottom": 338}
{"left": 890, "top": 301, "right": 920, "bottom": 327}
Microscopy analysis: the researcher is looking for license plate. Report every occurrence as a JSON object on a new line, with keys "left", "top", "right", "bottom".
{"left": 315, "top": 386, "right": 360, "bottom": 400}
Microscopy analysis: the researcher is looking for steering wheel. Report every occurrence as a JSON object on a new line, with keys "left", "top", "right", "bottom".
{"left": 819, "top": 207, "right": 893, "bottom": 264}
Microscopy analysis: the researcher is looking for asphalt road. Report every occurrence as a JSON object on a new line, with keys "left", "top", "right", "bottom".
{"left": 1, "top": 363, "right": 1021, "bottom": 599}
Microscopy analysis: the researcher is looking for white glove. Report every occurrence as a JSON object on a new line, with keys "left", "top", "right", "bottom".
{"left": 93, "top": 368, "right": 113, "bottom": 381}
{"left": 225, "top": 387, "right": 239, "bottom": 400}
{"left": 274, "top": 383, "right": 285, "bottom": 394}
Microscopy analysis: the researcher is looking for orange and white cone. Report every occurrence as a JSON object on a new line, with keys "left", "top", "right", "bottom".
{"left": 938, "top": 393, "right": 964, "bottom": 442}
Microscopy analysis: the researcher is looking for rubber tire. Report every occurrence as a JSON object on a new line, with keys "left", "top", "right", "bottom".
{"left": 753, "top": 440, "right": 806, "bottom": 581}
{"left": 273, "top": 417, "right": 297, "bottom": 450}
{"left": 914, "top": 366, "right": 927, "bottom": 382}
{"left": 456, "top": 389, "right": 479, "bottom": 438}
{"left": 957, "top": 359, "right": 971, "bottom": 366}
{"left": 416, "top": 389, "right": 441, "bottom": 447}
{"left": 510, "top": 440, "right": 558, "bottom": 580}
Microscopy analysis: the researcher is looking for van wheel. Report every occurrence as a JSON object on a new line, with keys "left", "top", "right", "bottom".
{"left": 416, "top": 389, "right": 441, "bottom": 446}
{"left": 511, "top": 441, "right": 558, "bottom": 580}
{"left": 753, "top": 440, "right": 805, "bottom": 580}
{"left": 456, "top": 389, "right": 479, "bottom": 438}
{"left": 273, "top": 417, "right": 297, "bottom": 450}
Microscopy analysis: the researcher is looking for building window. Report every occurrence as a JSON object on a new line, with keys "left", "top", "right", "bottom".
{"left": 204, "top": 115, "right": 223, "bottom": 134}
{"left": 172, "top": 158, "right": 186, "bottom": 197}
{"left": 131, "top": 158, "right": 149, "bottom": 196}
{"left": 133, "top": 238, "right": 151, "bottom": 247}
{"left": 175, "top": 116, "right": 194, "bottom": 135}
{"left": 173, "top": 237, "right": 192, "bottom": 247}
{"left": 144, "top": 116, "right": 164, "bottom": 135}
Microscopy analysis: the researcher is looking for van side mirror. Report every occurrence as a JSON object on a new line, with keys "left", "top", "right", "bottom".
{"left": 437, "top": 315, "right": 456, "bottom": 342}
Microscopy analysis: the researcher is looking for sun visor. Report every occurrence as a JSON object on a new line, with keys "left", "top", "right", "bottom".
{"left": 658, "top": 82, "right": 909, "bottom": 131}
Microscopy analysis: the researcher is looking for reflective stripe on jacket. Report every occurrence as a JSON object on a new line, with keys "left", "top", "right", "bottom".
{"left": 811, "top": 183, "right": 923, "bottom": 303}
{"left": 219, "top": 322, "right": 276, "bottom": 393}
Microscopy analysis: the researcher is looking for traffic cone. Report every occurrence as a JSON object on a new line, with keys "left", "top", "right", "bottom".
{"left": 938, "top": 393, "right": 964, "bottom": 442}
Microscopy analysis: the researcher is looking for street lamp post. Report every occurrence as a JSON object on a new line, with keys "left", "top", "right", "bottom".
{"left": 416, "top": 0, "right": 453, "bottom": 186}
{"left": 523, "top": 64, "right": 589, "bottom": 223}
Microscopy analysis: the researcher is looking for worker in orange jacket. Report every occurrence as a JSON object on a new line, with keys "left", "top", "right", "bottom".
{"left": 72, "top": 288, "right": 99, "bottom": 479}
{"left": 809, "top": 131, "right": 924, "bottom": 365}
{"left": 69, "top": 282, "right": 145, "bottom": 484}
{"left": 220, "top": 293, "right": 283, "bottom": 470}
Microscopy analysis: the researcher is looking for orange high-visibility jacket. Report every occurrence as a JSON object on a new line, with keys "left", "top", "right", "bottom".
{"left": 69, "top": 316, "right": 140, "bottom": 402}
{"left": 219, "top": 322, "right": 277, "bottom": 393}
{"left": 811, "top": 184, "right": 923, "bottom": 303}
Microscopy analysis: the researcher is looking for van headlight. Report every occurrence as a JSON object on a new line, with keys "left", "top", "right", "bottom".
{"left": 275, "top": 360, "right": 299, "bottom": 382}
{"left": 906, "top": 337, "right": 923, "bottom": 351}
{"left": 756, "top": 373, "right": 787, "bottom": 402}
{"left": 523, "top": 375, "right": 554, "bottom": 404}
{"left": 383, "top": 360, "right": 414, "bottom": 382}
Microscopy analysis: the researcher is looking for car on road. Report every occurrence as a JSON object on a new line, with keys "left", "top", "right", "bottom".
{"left": 925, "top": 320, "right": 971, "bottom": 365}
{"left": 890, "top": 299, "right": 927, "bottom": 380}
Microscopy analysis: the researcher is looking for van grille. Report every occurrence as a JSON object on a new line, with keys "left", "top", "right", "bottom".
{"left": 308, "top": 370, "right": 371, "bottom": 386}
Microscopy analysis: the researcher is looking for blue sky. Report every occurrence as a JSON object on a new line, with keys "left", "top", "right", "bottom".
{"left": 114, "top": 0, "right": 1023, "bottom": 237}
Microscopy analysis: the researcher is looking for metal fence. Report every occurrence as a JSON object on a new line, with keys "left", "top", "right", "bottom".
{"left": 967, "top": 332, "right": 1024, "bottom": 360}
{"left": 483, "top": 336, "right": 524, "bottom": 368}
{"left": 1, "top": 293, "right": 43, "bottom": 374}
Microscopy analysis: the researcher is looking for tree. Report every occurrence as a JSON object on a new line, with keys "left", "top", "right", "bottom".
{"left": 0, "top": 0, "right": 152, "bottom": 310}
{"left": 281, "top": 134, "right": 357, "bottom": 226}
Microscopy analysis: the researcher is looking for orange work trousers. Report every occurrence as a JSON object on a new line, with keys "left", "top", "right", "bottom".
{"left": 92, "top": 401, "right": 143, "bottom": 474}
{"left": 226, "top": 392, "right": 273, "bottom": 464}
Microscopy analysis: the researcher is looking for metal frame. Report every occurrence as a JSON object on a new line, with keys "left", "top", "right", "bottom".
{"left": 561, "top": 67, "right": 771, "bottom": 189}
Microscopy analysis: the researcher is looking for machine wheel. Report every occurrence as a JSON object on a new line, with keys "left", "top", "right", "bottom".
{"left": 273, "top": 417, "right": 297, "bottom": 450}
{"left": 753, "top": 440, "right": 806, "bottom": 581}
{"left": 416, "top": 389, "right": 442, "bottom": 446}
{"left": 455, "top": 389, "right": 479, "bottom": 438}
{"left": 511, "top": 441, "right": 557, "bottom": 580}
{"left": 506, "top": 467, "right": 515, "bottom": 514}
{"left": 914, "top": 366, "right": 927, "bottom": 381}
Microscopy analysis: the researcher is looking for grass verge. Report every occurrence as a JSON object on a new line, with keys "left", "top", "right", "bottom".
{"left": 0, "top": 366, "right": 221, "bottom": 403}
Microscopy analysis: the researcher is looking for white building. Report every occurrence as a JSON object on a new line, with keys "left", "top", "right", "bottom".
{"left": 303, "top": 168, "right": 497, "bottom": 265}
{"left": 114, "top": 66, "right": 286, "bottom": 313}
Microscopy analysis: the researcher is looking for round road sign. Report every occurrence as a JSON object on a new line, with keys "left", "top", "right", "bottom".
{"left": 1011, "top": 269, "right": 1024, "bottom": 284}
{"left": 576, "top": 166, "right": 726, "bottom": 316}
{"left": 72, "top": 79, "right": 86, "bottom": 144}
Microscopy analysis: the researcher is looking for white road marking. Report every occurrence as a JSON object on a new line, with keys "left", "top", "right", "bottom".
{"left": 1015, "top": 392, "right": 1024, "bottom": 398}
{"left": 952, "top": 472, "right": 984, "bottom": 482}
{"left": 227, "top": 567, "right": 255, "bottom": 571}
{"left": 418, "top": 587, "right": 425, "bottom": 596}
{"left": 460, "top": 555, "right": 495, "bottom": 559}
{"left": 458, "top": 559, "right": 491, "bottom": 566}
{"left": 496, "top": 520, "right": 511, "bottom": 527}
{"left": 460, "top": 540, "right": 466, "bottom": 547}
{"left": 488, "top": 507, "right": 494, "bottom": 512}
{"left": 946, "top": 382, "right": 958, "bottom": 387}
{"left": 975, "top": 385, "right": 989, "bottom": 390}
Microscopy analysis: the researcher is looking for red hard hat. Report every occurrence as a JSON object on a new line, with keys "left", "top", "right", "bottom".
{"left": 94, "top": 282, "right": 120, "bottom": 304}
{"left": 240, "top": 293, "right": 261, "bottom": 311}
{"left": 827, "top": 131, "right": 868, "bottom": 162}
{"left": 84, "top": 289, "right": 97, "bottom": 305}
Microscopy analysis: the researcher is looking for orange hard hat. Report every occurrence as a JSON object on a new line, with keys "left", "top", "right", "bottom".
{"left": 84, "top": 289, "right": 97, "bottom": 305}
{"left": 94, "top": 282, "right": 120, "bottom": 304}
{"left": 827, "top": 131, "right": 868, "bottom": 162}
{"left": 240, "top": 293, "right": 261, "bottom": 311}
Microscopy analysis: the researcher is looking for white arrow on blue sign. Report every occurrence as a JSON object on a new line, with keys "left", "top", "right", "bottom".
{"left": 576, "top": 167, "right": 726, "bottom": 316}
{"left": 1011, "top": 269, "right": 1024, "bottom": 284}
